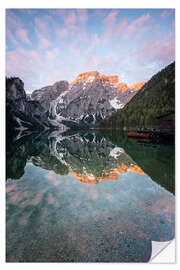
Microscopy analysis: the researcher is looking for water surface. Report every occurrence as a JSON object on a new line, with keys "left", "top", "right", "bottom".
{"left": 6, "top": 130, "right": 175, "bottom": 262}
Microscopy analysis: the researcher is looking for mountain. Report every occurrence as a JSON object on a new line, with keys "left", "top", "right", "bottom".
{"left": 46, "top": 71, "right": 142, "bottom": 128}
{"left": 6, "top": 77, "right": 70, "bottom": 135}
{"left": 6, "top": 71, "right": 146, "bottom": 133}
{"left": 6, "top": 77, "right": 51, "bottom": 134}
{"left": 28, "top": 80, "right": 69, "bottom": 111}
{"left": 99, "top": 62, "right": 175, "bottom": 129}
{"left": 71, "top": 71, "right": 146, "bottom": 92}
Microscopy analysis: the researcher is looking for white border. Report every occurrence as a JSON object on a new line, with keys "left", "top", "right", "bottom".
{"left": 1, "top": 0, "right": 179, "bottom": 268}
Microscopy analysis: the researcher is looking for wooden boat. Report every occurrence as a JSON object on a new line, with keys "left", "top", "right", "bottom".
{"left": 127, "top": 132, "right": 152, "bottom": 139}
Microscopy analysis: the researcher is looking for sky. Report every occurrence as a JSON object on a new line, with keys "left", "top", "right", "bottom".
{"left": 6, "top": 8, "right": 175, "bottom": 93}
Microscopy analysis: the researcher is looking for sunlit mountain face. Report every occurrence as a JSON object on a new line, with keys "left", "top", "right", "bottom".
{"left": 71, "top": 71, "right": 146, "bottom": 92}
{"left": 6, "top": 131, "right": 174, "bottom": 262}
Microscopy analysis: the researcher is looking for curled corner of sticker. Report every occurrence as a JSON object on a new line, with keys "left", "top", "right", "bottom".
{"left": 150, "top": 239, "right": 175, "bottom": 263}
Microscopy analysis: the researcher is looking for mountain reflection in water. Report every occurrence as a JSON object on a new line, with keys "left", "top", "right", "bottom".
{"left": 6, "top": 130, "right": 175, "bottom": 262}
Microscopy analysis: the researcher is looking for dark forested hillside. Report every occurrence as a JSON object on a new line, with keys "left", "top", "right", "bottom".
{"left": 99, "top": 62, "right": 175, "bottom": 129}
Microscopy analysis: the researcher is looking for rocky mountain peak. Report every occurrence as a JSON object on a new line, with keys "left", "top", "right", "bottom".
{"left": 71, "top": 71, "right": 145, "bottom": 93}
{"left": 129, "top": 82, "right": 146, "bottom": 91}
{"left": 71, "top": 71, "right": 119, "bottom": 85}
{"left": 6, "top": 77, "right": 26, "bottom": 101}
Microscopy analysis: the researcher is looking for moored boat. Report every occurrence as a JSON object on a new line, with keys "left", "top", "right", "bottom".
{"left": 127, "top": 132, "right": 152, "bottom": 139}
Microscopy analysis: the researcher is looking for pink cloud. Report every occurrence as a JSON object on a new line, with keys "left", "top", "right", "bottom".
{"left": 132, "top": 31, "right": 175, "bottom": 65}
{"left": 16, "top": 28, "right": 31, "bottom": 45}
{"left": 115, "top": 19, "right": 127, "bottom": 34}
{"left": 34, "top": 17, "right": 51, "bottom": 33}
{"left": 86, "top": 33, "right": 100, "bottom": 52}
{"left": 6, "top": 48, "right": 43, "bottom": 76}
{"left": 136, "top": 13, "right": 151, "bottom": 25}
{"left": 77, "top": 9, "right": 87, "bottom": 24}
{"left": 69, "top": 45, "right": 81, "bottom": 57}
{"left": 156, "top": 42, "right": 175, "bottom": 62}
{"left": 64, "top": 10, "right": 77, "bottom": 25}
{"left": 6, "top": 9, "right": 21, "bottom": 29}
{"left": 7, "top": 29, "right": 18, "bottom": 45}
{"left": 83, "top": 54, "right": 99, "bottom": 70}
{"left": 6, "top": 47, "right": 46, "bottom": 91}
{"left": 56, "top": 27, "right": 68, "bottom": 38}
{"left": 39, "top": 36, "right": 51, "bottom": 49}
{"left": 161, "top": 9, "right": 174, "bottom": 18}
{"left": 36, "top": 31, "right": 51, "bottom": 49}
{"left": 102, "top": 14, "right": 127, "bottom": 45}
{"left": 125, "top": 13, "right": 151, "bottom": 37}
{"left": 35, "top": 16, "right": 53, "bottom": 48}
{"left": 103, "top": 10, "right": 118, "bottom": 25}
{"left": 46, "top": 48, "right": 59, "bottom": 60}
{"left": 45, "top": 70, "right": 62, "bottom": 85}
{"left": 6, "top": 10, "right": 31, "bottom": 46}
{"left": 98, "top": 55, "right": 113, "bottom": 69}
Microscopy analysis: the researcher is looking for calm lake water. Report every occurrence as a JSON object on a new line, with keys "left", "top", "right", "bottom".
{"left": 6, "top": 130, "right": 175, "bottom": 262}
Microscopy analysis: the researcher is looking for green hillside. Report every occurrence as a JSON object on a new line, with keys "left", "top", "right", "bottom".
{"left": 99, "top": 62, "right": 175, "bottom": 129}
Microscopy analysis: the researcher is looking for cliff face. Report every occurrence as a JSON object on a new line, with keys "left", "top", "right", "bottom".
{"left": 6, "top": 77, "right": 52, "bottom": 134}
{"left": 30, "top": 80, "right": 69, "bottom": 111}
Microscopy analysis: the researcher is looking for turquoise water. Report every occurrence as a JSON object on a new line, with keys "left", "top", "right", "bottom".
{"left": 6, "top": 131, "right": 175, "bottom": 262}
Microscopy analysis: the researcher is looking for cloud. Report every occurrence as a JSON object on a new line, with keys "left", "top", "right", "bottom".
{"left": 7, "top": 48, "right": 43, "bottom": 70}
{"left": 46, "top": 48, "right": 59, "bottom": 60}
{"left": 98, "top": 55, "right": 113, "bottom": 70}
{"left": 69, "top": 44, "right": 81, "bottom": 57}
{"left": 64, "top": 10, "right": 77, "bottom": 26}
{"left": 125, "top": 13, "right": 151, "bottom": 38}
{"left": 156, "top": 42, "right": 175, "bottom": 62}
{"left": 103, "top": 10, "right": 118, "bottom": 25}
{"left": 6, "top": 9, "right": 175, "bottom": 91}
{"left": 83, "top": 54, "right": 99, "bottom": 70}
{"left": 6, "top": 29, "right": 18, "bottom": 45}
{"left": 43, "top": 70, "right": 62, "bottom": 85}
{"left": 56, "top": 27, "right": 68, "bottom": 38}
{"left": 34, "top": 16, "right": 51, "bottom": 33}
{"left": 161, "top": 9, "right": 174, "bottom": 18}
{"left": 6, "top": 9, "right": 22, "bottom": 29}
{"left": 115, "top": 19, "right": 127, "bottom": 34}
{"left": 102, "top": 12, "right": 127, "bottom": 45}
{"left": 6, "top": 48, "right": 44, "bottom": 90}
{"left": 86, "top": 33, "right": 100, "bottom": 52}
{"left": 76, "top": 9, "right": 87, "bottom": 24}
{"left": 37, "top": 33, "right": 52, "bottom": 49}
{"left": 6, "top": 10, "right": 30, "bottom": 46}
{"left": 16, "top": 28, "right": 31, "bottom": 45}
{"left": 35, "top": 16, "right": 53, "bottom": 48}
{"left": 132, "top": 32, "right": 175, "bottom": 66}
{"left": 55, "top": 10, "right": 88, "bottom": 44}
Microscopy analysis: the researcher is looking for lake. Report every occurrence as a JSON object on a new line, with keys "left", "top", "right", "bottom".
{"left": 6, "top": 130, "right": 175, "bottom": 262}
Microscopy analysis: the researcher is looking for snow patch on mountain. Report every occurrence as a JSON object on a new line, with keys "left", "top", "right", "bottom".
{"left": 109, "top": 97, "right": 124, "bottom": 109}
